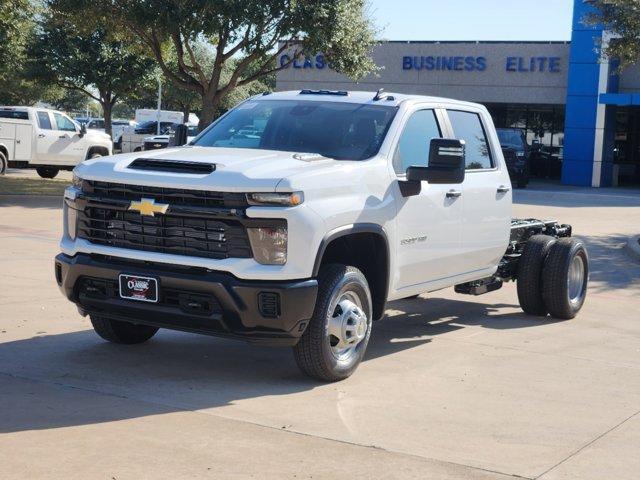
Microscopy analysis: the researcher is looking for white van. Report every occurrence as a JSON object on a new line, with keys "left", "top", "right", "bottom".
{"left": 0, "top": 106, "right": 113, "bottom": 178}
{"left": 117, "top": 110, "right": 198, "bottom": 153}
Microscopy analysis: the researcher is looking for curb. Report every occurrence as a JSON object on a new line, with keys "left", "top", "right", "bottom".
{"left": 626, "top": 235, "right": 640, "bottom": 260}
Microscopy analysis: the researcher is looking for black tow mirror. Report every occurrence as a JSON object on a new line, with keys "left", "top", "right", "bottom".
{"left": 79, "top": 124, "right": 87, "bottom": 137}
{"left": 170, "top": 123, "right": 189, "bottom": 147}
{"left": 399, "top": 139, "right": 466, "bottom": 197}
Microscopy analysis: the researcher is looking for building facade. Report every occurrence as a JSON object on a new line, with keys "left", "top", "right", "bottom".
{"left": 275, "top": 0, "right": 640, "bottom": 187}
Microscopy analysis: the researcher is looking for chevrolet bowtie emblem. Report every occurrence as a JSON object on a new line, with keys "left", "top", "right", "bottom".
{"left": 128, "top": 198, "right": 169, "bottom": 217}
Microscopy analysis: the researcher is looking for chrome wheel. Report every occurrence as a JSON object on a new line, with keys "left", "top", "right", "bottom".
{"left": 567, "top": 254, "right": 585, "bottom": 304}
{"left": 328, "top": 291, "right": 369, "bottom": 360}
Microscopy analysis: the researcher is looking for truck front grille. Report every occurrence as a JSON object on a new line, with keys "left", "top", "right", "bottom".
{"left": 84, "top": 181, "right": 249, "bottom": 208}
{"left": 76, "top": 181, "right": 255, "bottom": 260}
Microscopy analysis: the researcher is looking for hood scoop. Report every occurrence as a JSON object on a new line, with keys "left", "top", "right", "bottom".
{"left": 128, "top": 158, "right": 216, "bottom": 174}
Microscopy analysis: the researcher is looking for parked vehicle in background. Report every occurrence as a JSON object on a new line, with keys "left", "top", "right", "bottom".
{"left": 143, "top": 124, "right": 199, "bottom": 151}
{"left": 56, "top": 90, "right": 588, "bottom": 381}
{"left": 0, "top": 106, "right": 112, "bottom": 178}
{"left": 117, "top": 110, "right": 198, "bottom": 153}
{"left": 530, "top": 144, "right": 563, "bottom": 180}
{"left": 496, "top": 128, "right": 530, "bottom": 188}
{"left": 85, "top": 118, "right": 105, "bottom": 132}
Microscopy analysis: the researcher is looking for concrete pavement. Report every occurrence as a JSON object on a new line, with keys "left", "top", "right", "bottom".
{"left": 0, "top": 183, "right": 639, "bottom": 479}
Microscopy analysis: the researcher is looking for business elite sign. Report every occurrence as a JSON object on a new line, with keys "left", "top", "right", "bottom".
{"left": 279, "top": 53, "right": 562, "bottom": 74}
{"left": 402, "top": 55, "right": 562, "bottom": 73}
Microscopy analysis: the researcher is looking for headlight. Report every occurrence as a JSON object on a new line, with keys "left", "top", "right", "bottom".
{"left": 247, "top": 192, "right": 304, "bottom": 207}
{"left": 71, "top": 173, "right": 83, "bottom": 189}
{"left": 247, "top": 227, "right": 287, "bottom": 265}
{"left": 64, "top": 199, "right": 78, "bottom": 240}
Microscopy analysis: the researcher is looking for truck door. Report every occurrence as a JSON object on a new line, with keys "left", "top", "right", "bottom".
{"left": 445, "top": 109, "right": 511, "bottom": 274}
{"left": 51, "top": 112, "right": 84, "bottom": 165}
{"left": 34, "top": 111, "right": 58, "bottom": 164}
{"left": 14, "top": 124, "right": 33, "bottom": 160}
{"left": 393, "top": 108, "right": 463, "bottom": 290}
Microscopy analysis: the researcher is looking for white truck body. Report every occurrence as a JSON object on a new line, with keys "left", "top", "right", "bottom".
{"left": 0, "top": 106, "right": 113, "bottom": 170}
{"left": 56, "top": 91, "right": 588, "bottom": 381}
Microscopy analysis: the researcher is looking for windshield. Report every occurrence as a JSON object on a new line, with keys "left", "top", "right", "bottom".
{"left": 497, "top": 129, "right": 525, "bottom": 148}
{"left": 193, "top": 100, "right": 398, "bottom": 160}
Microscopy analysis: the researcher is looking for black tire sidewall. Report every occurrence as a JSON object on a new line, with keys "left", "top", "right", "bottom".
{"left": 543, "top": 239, "right": 589, "bottom": 319}
{"left": 0, "top": 151, "right": 6, "bottom": 175}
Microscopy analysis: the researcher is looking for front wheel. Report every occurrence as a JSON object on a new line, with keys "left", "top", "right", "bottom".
{"left": 0, "top": 151, "right": 7, "bottom": 175}
{"left": 293, "top": 264, "right": 372, "bottom": 382}
{"left": 36, "top": 166, "right": 59, "bottom": 179}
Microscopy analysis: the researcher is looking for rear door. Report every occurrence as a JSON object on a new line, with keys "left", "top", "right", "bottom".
{"left": 392, "top": 107, "right": 464, "bottom": 290}
{"left": 444, "top": 108, "right": 511, "bottom": 275}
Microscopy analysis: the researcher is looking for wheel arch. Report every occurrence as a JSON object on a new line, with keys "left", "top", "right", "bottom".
{"left": 86, "top": 145, "right": 110, "bottom": 159}
{"left": 313, "top": 224, "right": 390, "bottom": 321}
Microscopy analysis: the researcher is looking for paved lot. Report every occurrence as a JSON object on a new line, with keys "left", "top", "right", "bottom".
{"left": 0, "top": 180, "right": 639, "bottom": 479}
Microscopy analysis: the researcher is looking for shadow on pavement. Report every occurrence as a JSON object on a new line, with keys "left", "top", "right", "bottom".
{"left": 0, "top": 296, "right": 560, "bottom": 434}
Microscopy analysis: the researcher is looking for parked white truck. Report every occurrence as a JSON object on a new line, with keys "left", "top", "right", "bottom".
{"left": 0, "top": 107, "right": 113, "bottom": 178}
{"left": 116, "top": 110, "right": 198, "bottom": 153}
{"left": 55, "top": 90, "right": 589, "bottom": 381}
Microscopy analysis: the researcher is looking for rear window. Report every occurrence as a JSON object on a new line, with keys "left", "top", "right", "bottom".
{"left": 0, "top": 110, "right": 28, "bottom": 120}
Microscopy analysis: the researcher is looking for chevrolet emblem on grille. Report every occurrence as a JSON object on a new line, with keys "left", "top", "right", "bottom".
{"left": 128, "top": 198, "right": 170, "bottom": 217}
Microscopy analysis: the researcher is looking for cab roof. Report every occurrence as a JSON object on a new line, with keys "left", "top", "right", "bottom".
{"left": 256, "top": 90, "right": 484, "bottom": 110}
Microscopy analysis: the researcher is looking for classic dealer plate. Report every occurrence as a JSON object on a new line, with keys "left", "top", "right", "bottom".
{"left": 119, "top": 274, "right": 159, "bottom": 303}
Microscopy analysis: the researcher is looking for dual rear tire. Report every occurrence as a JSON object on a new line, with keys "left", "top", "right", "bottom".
{"left": 517, "top": 235, "right": 589, "bottom": 319}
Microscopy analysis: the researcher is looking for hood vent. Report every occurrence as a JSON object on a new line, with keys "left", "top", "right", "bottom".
{"left": 128, "top": 158, "right": 215, "bottom": 174}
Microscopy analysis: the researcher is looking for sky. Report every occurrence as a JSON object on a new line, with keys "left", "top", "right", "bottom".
{"left": 369, "top": 0, "right": 575, "bottom": 42}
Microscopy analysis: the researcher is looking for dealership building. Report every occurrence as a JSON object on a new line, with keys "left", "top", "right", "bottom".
{"left": 276, "top": 0, "right": 640, "bottom": 187}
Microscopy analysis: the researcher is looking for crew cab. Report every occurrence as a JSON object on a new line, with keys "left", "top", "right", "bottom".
{"left": 55, "top": 91, "right": 589, "bottom": 381}
{"left": 0, "top": 107, "right": 112, "bottom": 178}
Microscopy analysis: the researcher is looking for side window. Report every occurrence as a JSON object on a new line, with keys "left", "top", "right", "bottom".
{"left": 393, "top": 109, "right": 441, "bottom": 174}
{"left": 447, "top": 110, "right": 493, "bottom": 170}
{"left": 37, "top": 111, "right": 52, "bottom": 130}
{"left": 53, "top": 113, "right": 77, "bottom": 132}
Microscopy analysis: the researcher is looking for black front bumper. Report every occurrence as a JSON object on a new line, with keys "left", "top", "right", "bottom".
{"left": 55, "top": 253, "right": 318, "bottom": 346}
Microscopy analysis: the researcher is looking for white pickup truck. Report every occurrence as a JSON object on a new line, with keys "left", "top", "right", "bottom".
{"left": 55, "top": 90, "right": 589, "bottom": 381}
{"left": 0, "top": 107, "right": 112, "bottom": 178}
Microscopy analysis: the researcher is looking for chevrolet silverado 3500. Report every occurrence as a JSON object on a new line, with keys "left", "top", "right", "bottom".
{"left": 55, "top": 90, "right": 589, "bottom": 381}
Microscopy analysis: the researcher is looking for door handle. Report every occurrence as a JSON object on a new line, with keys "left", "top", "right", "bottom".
{"left": 497, "top": 185, "right": 511, "bottom": 194}
{"left": 446, "top": 189, "right": 462, "bottom": 199}
{"left": 38, "top": 133, "right": 46, "bottom": 138}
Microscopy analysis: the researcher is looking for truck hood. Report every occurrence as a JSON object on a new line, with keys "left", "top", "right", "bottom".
{"left": 74, "top": 146, "right": 338, "bottom": 192}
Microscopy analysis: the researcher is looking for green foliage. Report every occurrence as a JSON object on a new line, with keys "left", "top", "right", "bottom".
{"left": 48, "top": 0, "right": 378, "bottom": 126}
{"left": 0, "top": 0, "right": 58, "bottom": 105}
{"left": 586, "top": 0, "right": 640, "bottom": 69}
{"left": 29, "top": 13, "right": 156, "bottom": 132}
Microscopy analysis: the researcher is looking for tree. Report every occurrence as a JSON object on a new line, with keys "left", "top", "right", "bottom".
{"left": 586, "top": 0, "right": 640, "bottom": 69}
{"left": 30, "top": 15, "right": 155, "bottom": 134}
{"left": 0, "top": 0, "right": 58, "bottom": 105}
{"left": 48, "top": 0, "right": 378, "bottom": 128}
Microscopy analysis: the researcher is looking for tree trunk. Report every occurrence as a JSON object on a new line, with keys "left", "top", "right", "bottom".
{"left": 182, "top": 105, "right": 190, "bottom": 124}
{"left": 102, "top": 101, "right": 113, "bottom": 137}
{"left": 199, "top": 99, "right": 217, "bottom": 130}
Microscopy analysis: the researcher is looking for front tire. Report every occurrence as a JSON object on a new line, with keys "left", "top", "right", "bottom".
{"left": 36, "top": 166, "right": 59, "bottom": 179}
{"left": 542, "top": 238, "right": 589, "bottom": 319}
{"left": 90, "top": 315, "right": 158, "bottom": 344}
{"left": 0, "top": 151, "right": 7, "bottom": 175}
{"left": 293, "top": 264, "right": 372, "bottom": 382}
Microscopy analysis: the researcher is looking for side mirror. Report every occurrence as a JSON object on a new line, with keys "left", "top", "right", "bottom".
{"left": 399, "top": 139, "right": 465, "bottom": 197}
{"left": 79, "top": 124, "right": 87, "bottom": 136}
{"left": 171, "top": 123, "right": 189, "bottom": 147}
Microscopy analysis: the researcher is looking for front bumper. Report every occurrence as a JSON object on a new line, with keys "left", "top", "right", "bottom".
{"left": 55, "top": 253, "right": 318, "bottom": 346}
